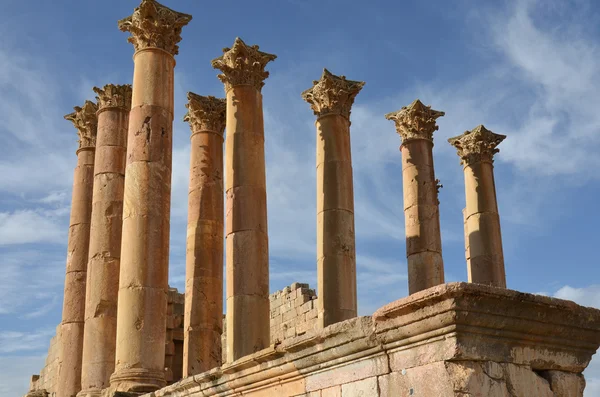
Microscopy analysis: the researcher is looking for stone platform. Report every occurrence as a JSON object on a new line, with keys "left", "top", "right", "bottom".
{"left": 132, "top": 283, "right": 600, "bottom": 397}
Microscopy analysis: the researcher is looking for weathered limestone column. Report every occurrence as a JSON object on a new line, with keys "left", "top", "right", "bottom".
{"left": 182, "top": 93, "right": 226, "bottom": 375}
{"left": 58, "top": 100, "right": 98, "bottom": 397}
{"left": 385, "top": 100, "right": 445, "bottom": 294}
{"left": 110, "top": 0, "right": 191, "bottom": 392}
{"left": 78, "top": 85, "right": 131, "bottom": 397}
{"left": 448, "top": 125, "right": 507, "bottom": 288}
{"left": 302, "top": 69, "right": 364, "bottom": 328}
{"left": 212, "top": 37, "right": 276, "bottom": 362}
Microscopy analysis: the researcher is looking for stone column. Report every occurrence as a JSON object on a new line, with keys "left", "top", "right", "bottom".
{"left": 58, "top": 100, "right": 98, "bottom": 397}
{"left": 302, "top": 69, "right": 364, "bottom": 328}
{"left": 448, "top": 125, "right": 507, "bottom": 288}
{"left": 78, "top": 84, "right": 131, "bottom": 397}
{"left": 385, "top": 100, "right": 445, "bottom": 294}
{"left": 110, "top": 0, "right": 191, "bottom": 392}
{"left": 182, "top": 93, "right": 226, "bottom": 375}
{"left": 212, "top": 37, "right": 276, "bottom": 362}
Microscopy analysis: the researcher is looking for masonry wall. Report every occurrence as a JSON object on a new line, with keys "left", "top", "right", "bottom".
{"left": 269, "top": 282, "right": 319, "bottom": 343}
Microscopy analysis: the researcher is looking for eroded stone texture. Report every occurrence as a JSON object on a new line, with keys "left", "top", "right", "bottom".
{"left": 137, "top": 283, "right": 600, "bottom": 397}
{"left": 182, "top": 93, "right": 226, "bottom": 376}
{"left": 449, "top": 125, "right": 506, "bottom": 288}
{"left": 302, "top": 69, "right": 364, "bottom": 328}
{"left": 385, "top": 100, "right": 445, "bottom": 294}
{"left": 79, "top": 84, "right": 131, "bottom": 397}
{"left": 212, "top": 37, "right": 275, "bottom": 362}
{"left": 110, "top": 0, "right": 191, "bottom": 393}
{"left": 58, "top": 101, "right": 98, "bottom": 397}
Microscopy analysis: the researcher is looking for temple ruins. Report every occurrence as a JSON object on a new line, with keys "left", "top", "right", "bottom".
{"left": 24, "top": 1, "right": 600, "bottom": 396}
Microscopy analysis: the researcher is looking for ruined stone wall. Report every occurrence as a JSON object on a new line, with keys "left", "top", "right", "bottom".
{"left": 29, "top": 325, "right": 61, "bottom": 394}
{"left": 269, "top": 282, "right": 318, "bottom": 343}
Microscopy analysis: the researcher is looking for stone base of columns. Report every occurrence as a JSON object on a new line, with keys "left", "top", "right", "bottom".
{"left": 129, "top": 282, "right": 600, "bottom": 396}
{"left": 108, "top": 368, "right": 166, "bottom": 393}
{"left": 76, "top": 388, "right": 102, "bottom": 397}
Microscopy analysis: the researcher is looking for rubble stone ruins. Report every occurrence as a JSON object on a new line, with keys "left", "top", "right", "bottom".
{"left": 24, "top": 1, "right": 600, "bottom": 396}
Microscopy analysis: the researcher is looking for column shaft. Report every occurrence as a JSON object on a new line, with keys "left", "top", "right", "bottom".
{"left": 80, "top": 86, "right": 130, "bottom": 396}
{"left": 183, "top": 93, "right": 225, "bottom": 376}
{"left": 449, "top": 124, "right": 507, "bottom": 288}
{"left": 225, "top": 85, "right": 269, "bottom": 361}
{"left": 59, "top": 102, "right": 98, "bottom": 397}
{"left": 386, "top": 100, "right": 446, "bottom": 295}
{"left": 302, "top": 69, "right": 363, "bottom": 328}
{"left": 59, "top": 148, "right": 95, "bottom": 397}
{"left": 316, "top": 114, "right": 357, "bottom": 327}
{"left": 401, "top": 139, "right": 444, "bottom": 294}
{"left": 463, "top": 161, "right": 506, "bottom": 287}
{"left": 111, "top": 48, "right": 175, "bottom": 392}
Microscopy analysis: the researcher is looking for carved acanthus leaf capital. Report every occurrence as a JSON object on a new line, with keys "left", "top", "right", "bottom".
{"left": 385, "top": 99, "right": 445, "bottom": 143}
{"left": 93, "top": 84, "right": 132, "bottom": 111}
{"left": 64, "top": 100, "right": 98, "bottom": 149}
{"left": 301, "top": 69, "right": 365, "bottom": 120}
{"left": 448, "top": 125, "right": 506, "bottom": 165}
{"left": 118, "top": 0, "right": 192, "bottom": 56}
{"left": 211, "top": 37, "right": 277, "bottom": 92}
{"left": 183, "top": 92, "right": 226, "bottom": 135}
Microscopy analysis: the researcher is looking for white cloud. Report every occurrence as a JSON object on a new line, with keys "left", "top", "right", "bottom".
{"left": 0, "top": 209, "right": 65, "bottom": 246}
{"left": 0, "top": 328, "right": 54, "bottom": 354}
{"left": 551, "top": 285, "right": 600, "bottom": 396}
{"left": 0, "top": 249, "right": 64, "bottom": 315}
{"left": 554, "top": 285, "right": 600, "bottom": 310}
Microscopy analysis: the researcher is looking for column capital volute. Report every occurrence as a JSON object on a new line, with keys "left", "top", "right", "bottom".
{"left": 211, "top": 37, "right": 277, "bottom": 93}
{"left": 64, "top": 100, "right": 98, "bottom": 150}
{"left": 183, "top": 92, "right": 226, "bottom": 136}
{"left": 448, "top": 125, "right": 506, "bottom": 166}
{"left": 118, "top": 0, "right": 192, "bottom": 57}
{"left": 385, "top": 99, "right": 445, "bottom": 144}
{"left": 93, "top": 84, "right": 132, "bottom": 112}
{"left": 301, "top": 68, "right": 365, "bottom": 120}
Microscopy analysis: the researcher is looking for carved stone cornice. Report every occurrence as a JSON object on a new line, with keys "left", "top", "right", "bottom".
{"left": 301, "top": 69, "right": 365, "bottom": 120}
{"left": 93, "top": 84, "right": 132, "bottom": 111}
{"left": 211, "top": 37, "right": 277, "bottom": 92}
{"left": 118, "top": 0, "right": 192, "bottom": 56}
{"left": 448, "top": 125, "right": 506, "bottom": 165}
{"left": 183, "top": 92, "right": 226, "bottom": 135}
{"left": 385, "top": 99, "right": 445, "bottom": 143}
{"left": 64, "top": 100, "right": 98, "bottom": 149}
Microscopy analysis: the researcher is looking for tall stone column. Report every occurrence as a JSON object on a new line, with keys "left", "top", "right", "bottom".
{"left": 110, "top": 0, "right": 191, "bottom": 392}
{"left": 182, "top": 93, "right": 226, "bottom": 375}
{"left": 448, "top": 125, "right": 507, "bottom": 288}
{"left": 58, "top": 100, "right": 98, "bottom": 397}
{"left": 385, "top": 100, "right": 446, "bottom": 294}
{"left": 212, "top": 37, "right": 276, "bottom": 362}
{"left": 302, "top": 69, "right": 364, "bottom": 328}
{"left": 79, "top": 84, "right": 131, "bottom": 397}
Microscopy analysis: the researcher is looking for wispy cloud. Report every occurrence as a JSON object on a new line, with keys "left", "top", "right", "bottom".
{"left": 0, "top": 209, "right": 66, "bottom": 246}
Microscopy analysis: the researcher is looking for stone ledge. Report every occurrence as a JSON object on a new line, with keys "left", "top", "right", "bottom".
{"left": 143, "top": 282, "right": 600, "bottom": 396}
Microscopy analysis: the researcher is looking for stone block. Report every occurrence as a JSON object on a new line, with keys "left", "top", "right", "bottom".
{"left": 341, "top": 377, "right": 378, "bottom": 397}
{"left": 321, "top": 386, "right": 341, "bottom": 397}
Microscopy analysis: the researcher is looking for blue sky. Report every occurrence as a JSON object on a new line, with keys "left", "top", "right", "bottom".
{"left": 1, "top": 0, "right": 600, "bottom": 395}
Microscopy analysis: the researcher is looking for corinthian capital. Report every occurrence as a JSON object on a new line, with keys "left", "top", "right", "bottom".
{"left": 385, "top": 99, "right": 444, "bottom": 143}
{"left": 448, "top": 125, "right": 506, "bottom": 165}
{"left": 211, "top": 37, "right": 277, "bottom": 92}
{"left": 183, "top": 92, "right": 226, "bottom": 135}
{"left": 301, "top": 69, "right": 365, "bottom": 120}
{"left": 93, "top": 84, "right": 132, "bottom": 111}
{"left": 64, "top": 101, "right": 98, "bottom": 149}
{"left": 118, "top": 0, "right": 192, "bottom": 56}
